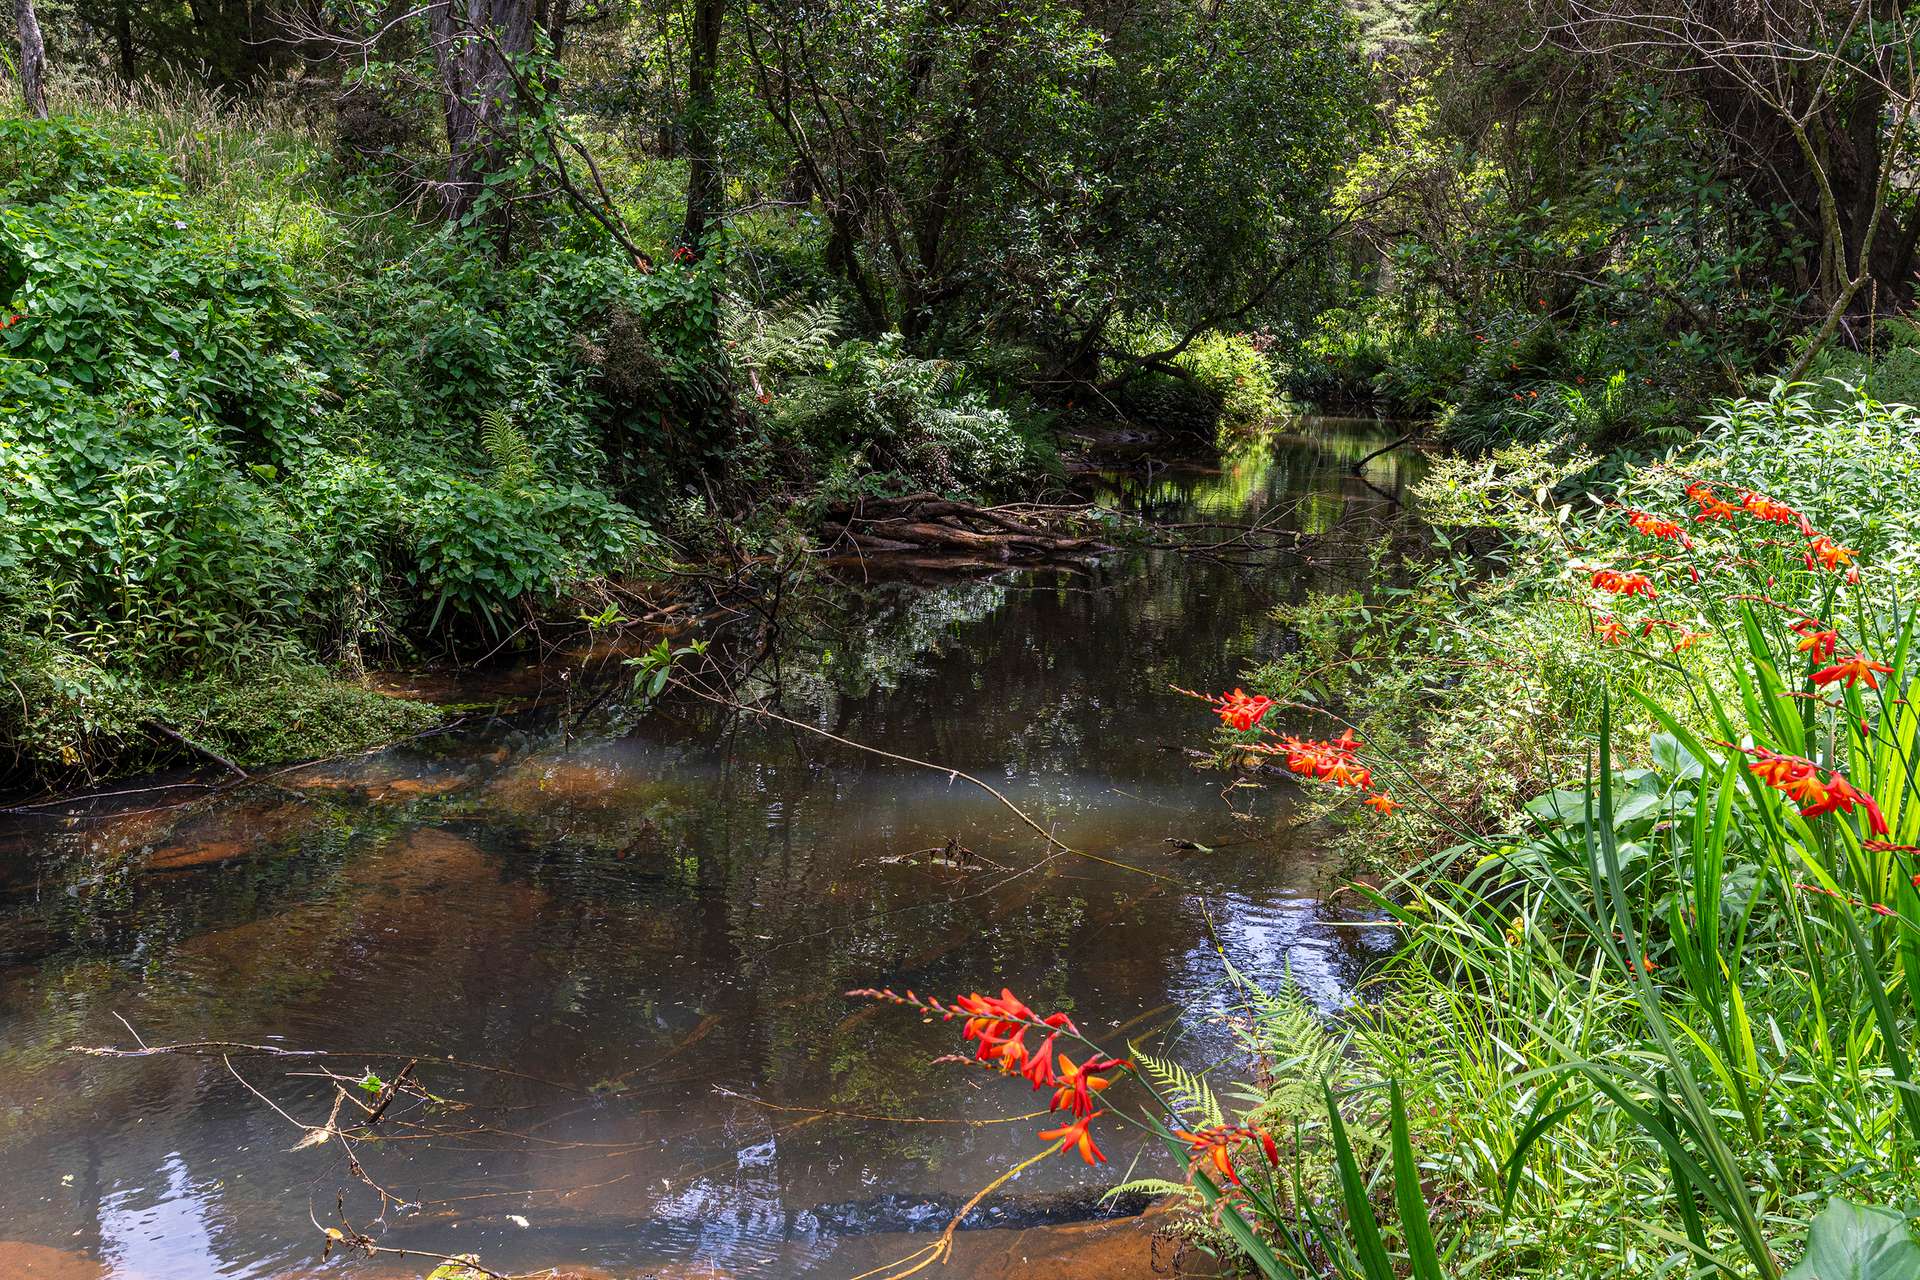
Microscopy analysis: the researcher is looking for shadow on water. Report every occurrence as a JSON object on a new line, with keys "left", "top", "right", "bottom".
{"left": 0, "top": 419, "right": 1420, "bottom": 1279}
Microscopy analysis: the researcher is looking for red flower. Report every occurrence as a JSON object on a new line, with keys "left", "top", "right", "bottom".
{"left": 1594, "top": 615, "right": 1628, "bottom": 645}
{"left": 1038, "top": 1113, "right": 1106, "bottom": 1165}
{"left": 1738, "top": 491, "right": 1801, "bottom": 527}
{"left": 1214, "top": 689, "right": 1274, "bottom": 732}
{"left": 1364, "top": 792, "right": 1400, "bottom": 814}
{"left": 1799, "top": 772, "right": 1889, "bottom": 834}
{"left": 1811, "top": 654, "right": 1892, "bottom": 690}
{"left": 1626, "top": 510, "right": 1687, "bottom": 542}
{"left": 1806, "top": 534, "right": 1857, "bottom": 572}
{"left": 1049, "top": 1052, "right": 1122, "bottom": 1118}
{"left": 1260, "top": 729, "right": 1370, "bottom": 789}
{"left": 957, "top": 989, "right": 1038, "bottom": 1069}
{"left": 1591, "top": 568, "right": 1657, "bottom": 598}
{"left": 1686, "top": 482, "right": 1738, "bottom": 522}
{"left": 1172, "top": 1125, "right": 1281, "bottom": 1187}
{"left": 1790, "top": 620, "right": 1839, "bottom": 663}
{"left": 1742, "top": 748, "right": 1889, "bottom": 834}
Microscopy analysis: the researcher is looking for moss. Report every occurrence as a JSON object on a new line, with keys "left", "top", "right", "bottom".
{"left": 162, "top": 664, "right": 442, "bottom": 767}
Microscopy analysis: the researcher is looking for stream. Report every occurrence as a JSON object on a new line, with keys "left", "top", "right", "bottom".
{"left": 0, "top": 421, "right": 1420, "bottom": 1279}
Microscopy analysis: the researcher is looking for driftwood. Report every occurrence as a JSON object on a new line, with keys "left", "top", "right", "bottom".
{"left": 823, "top": 493, "right": 1110, "bottom": 564}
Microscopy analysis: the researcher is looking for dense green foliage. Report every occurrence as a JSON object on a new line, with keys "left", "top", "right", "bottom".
{"left": 1215, "top": 385, "right": 1920, "bottom": 1274}
{"left": 1290, "top": 1, "right": 1920, "bottom": 451}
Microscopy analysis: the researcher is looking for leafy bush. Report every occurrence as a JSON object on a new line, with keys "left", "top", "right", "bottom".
{"left": 1112, "top": 323, "right": 1289, "bottom": 432}
{"left": 409, "top": 473, "right": 649, "bottom": 633}
{"left": 1, "top": 186, "right": 331, "bottom": 458}
{"left": 0, "top": 115, "right": 173, "bottom": 204}
{"left": 0, "top": 112, "right": 676, "bottom": 782}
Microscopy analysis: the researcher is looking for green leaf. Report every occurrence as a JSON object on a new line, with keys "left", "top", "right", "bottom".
{"left": 1784, "top": 1199, "right": 1920, "bottom": 1280}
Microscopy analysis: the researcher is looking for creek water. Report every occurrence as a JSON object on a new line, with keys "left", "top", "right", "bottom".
{"left": 0, "top": 421, "right": 1419, "bottom": 1280}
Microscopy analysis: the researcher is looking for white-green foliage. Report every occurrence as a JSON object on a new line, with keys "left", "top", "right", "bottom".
{"left": 1680, "top": 383, "right": 1920, "bottom": 587}
{"left": 723, "top": 294, "right": 842, "bottom": 378}
{"left": 761, "top": 329, "right": 1041, "bottom": 491}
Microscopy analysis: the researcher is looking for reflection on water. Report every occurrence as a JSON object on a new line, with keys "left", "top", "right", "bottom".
{"left": 0, "top": 420, "right": 1419, "bottom": 1279}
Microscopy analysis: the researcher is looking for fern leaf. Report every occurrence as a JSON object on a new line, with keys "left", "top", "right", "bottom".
{"left": 1103, "top": 1178, "right": 1196, "bottom": 1201}
{"left": 1132, "top": 1047, "right": 1226, "bottom": 1128}
{"left": 481, "top": 407, "right": 536, "bottom": 489}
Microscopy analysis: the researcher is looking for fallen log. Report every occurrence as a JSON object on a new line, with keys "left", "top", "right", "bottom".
{"left": 822, "top": 494, "right": 1110, "bottom": 564}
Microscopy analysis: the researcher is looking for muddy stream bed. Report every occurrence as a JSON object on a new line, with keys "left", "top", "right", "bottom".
{"left": 0, "top": 422, "right": 1419, "bottom": 1279}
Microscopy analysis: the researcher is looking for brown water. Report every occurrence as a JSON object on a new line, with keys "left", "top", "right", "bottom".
{"left": 0, "top": 422, "right": 1419, "bottom": 1280}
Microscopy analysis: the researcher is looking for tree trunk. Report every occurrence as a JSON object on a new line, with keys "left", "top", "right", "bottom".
{"left": 426, "top": 0, "right": 536, "bottom": 224}
{"left": 113, "top": 0, "right": 134, "bottom": 84}
{"left": 14, "top": 0, "right": 48, "bottom": 119}
{"left": 680, "top": 0, "right": 724, "bottom": 248}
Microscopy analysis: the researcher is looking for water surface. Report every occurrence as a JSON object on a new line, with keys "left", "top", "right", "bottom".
{"left": 0, "top": 421, "right": 1418, "bottom": 1279}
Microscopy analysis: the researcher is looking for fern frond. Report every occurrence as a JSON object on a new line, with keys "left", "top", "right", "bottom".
{"left": 1104, "top": 1178, "right": 1197, "bottom": 1202}
{"left": 723, "top": 294, "right": 843, "bottom": 375}
{"left": 481, "top": 407, "right": 537, "bottom": 489}
{"left": 1132, "top": 1047, "right": 1226, "bottom": 1128}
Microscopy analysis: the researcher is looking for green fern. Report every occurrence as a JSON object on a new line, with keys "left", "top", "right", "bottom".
{"left": 1102, "top": 1177, "right": 1198, "bottom": 1202}
{"left": 1132, "top": 1046, "right": 1226, "bottom": 1128}
{"left": 1228, "top": 967, "right": 1357, "bottom": 1143}
{"left": 480, "top": 406, "right": 536, "bottom": 489}
{"left": 723, "top": 295, "right": 842, "bottom": 377}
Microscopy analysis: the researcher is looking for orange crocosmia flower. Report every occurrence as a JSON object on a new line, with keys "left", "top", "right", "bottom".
{"left": 1806, "top": 535, "right": 1857, "bottom": 571}
{"left": 1174, "top": 1127, "right": 1242, "bottom": 1186}
{"left": 956, "top": 989, "right": 1055, "bottom": 1071}
{"left": 1742, "top": 748, "right": 1889, "bottom": 835}
{"left": 1800, "top": 773, "right": 1890, "bottom": 835}
{"left": 1812, "top": 654, "right": 1893, "bottom": 690}
{"left": 1692, "top": 494, "right": 1738, "bottom": 522}
{"left": 1738, "top": 491, "right": 1801, "bottom": 526}
{"left": 1038, "top": 1112, "right": 1106, "bottom": 1165}
{"left": 1791, "top": 620, "right": 1839, "bottom": 662}
{"left": 1626, "top": 510, "right": 1687, "bottom": 542}
{"left": 1744, "top": 746, "right": 1817, "bottom": 791}
{"left": 1020, "top": 1033, "right": 1061, "bottom": 1089}
{"left": 1594, "top": 615, "right": 1628, "bottom": 645}
{"left": 1323, "top": 759, "right": 1373, "bottom": 791}
{"left": 1214, "top": 688, "right": 1274, "bottom": 732}
{"left": 1172, "top": 1125, "right": 1281, "bottom": 1188}
{"left": 1049, "top": 1053, "right": 1122, "bottom": 1118}
{"left": 1364, "top": 792, "right": 1400, "bottom": 814}
{"left": 1591, "top": 569, "right": 1657, "bottom": 598}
